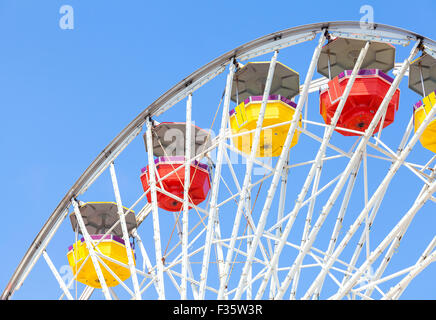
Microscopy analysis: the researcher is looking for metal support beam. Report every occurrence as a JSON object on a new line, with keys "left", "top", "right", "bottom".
{"left": 72, "top": 199, "right": 112, "bottom": 300}
{"left": 109, "top": 163, "right": 142, "bottom": 300}
{"left": 198, "top": 60, "right": 236, "bottom": 299}
{"left": 220, "top": 50, "right": 279, "bottom": 299}
{"left": 145, "top": 118, "right": 166, "bottom": 299}
{"left": 288, "top": 40, "right": 421, "bottom": 300}
{"left": 305, "top": 42, "right": 431, "bottom": 299}
{"left": 253, "top": 32, "right": 329, "bottom": 299}
{"left": 382, "top": 237, "right": 436, "bottom": 300}
{"left": 363, "top": 165, "right": 436, "bottom": 297}
{"left": 331, "top": 178, "right": 436, "bottom": 299}
{"left": 131, "top": 229, "right": 161, "bottom": 297}
{"left": 42, "top": 250, "right": 73, "bottom": 300}
{"left": 181, "top": 93, "right": 193, "bottom": 299}
{"left": 339, "top": 116, "right": 415, "bottom": 289}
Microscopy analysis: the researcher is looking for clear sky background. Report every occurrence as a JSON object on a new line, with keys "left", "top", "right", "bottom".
{"left": 1, "top": 0, "right": 436, "bottom": 299}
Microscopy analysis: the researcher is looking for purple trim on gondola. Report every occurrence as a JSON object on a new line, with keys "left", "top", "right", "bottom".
{"left": 378, "top": 71, "right": 394, "bottom": 83}
{"left": 68, "top": 234, "right": 126, "bottom": 251}
{"left": 229, "top": 94, "right": 297, "bottom": 115}
{"left": 156, "top": 155, "right": 184, "bottom": 163}
{"left": 153, "top": 156, "right": 210, "bottom": 172}
{"left": 89, "top": 234, "right": 125, "bottom": 245}
{"left": 413, "top": 90, "right": 436, "bottom": 111}
{"left": 413, "top": 100, "right": 424, "bottom": 111}
{"left": 141, "top": 167, "right": 146, "bottom": 173}
{"left": 246, "top": 95, "right": 297, "bottom": 107}
{"left": 339, "top": 69, "right": 375, "bottom": 78}
{"left": 338, "top": 69, "right": 394, "bottom": 83}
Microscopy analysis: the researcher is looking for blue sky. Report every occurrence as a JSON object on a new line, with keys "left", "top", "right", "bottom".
{"left": 1, "top": 0, "right": 436, "bottom": 299}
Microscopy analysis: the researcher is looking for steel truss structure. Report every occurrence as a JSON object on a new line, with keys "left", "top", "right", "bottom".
{"left": 3, "top": 21, "right": 436, "bottom": 300}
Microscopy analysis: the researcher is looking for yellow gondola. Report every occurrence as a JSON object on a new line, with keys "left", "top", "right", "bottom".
{"left": 414, "top": 90, "right": 436, "bottom": 153}
{"left": 67, "top": 234, "right": 135, "bottom": 288}
{"left": 229, "top": 95, "right": 301, "bottom": 157}
{"left": 228, "top": 61, "right": 301, "bottom": 157}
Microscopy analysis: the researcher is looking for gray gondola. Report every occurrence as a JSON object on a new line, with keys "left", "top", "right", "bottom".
{"left": 409, "top": 53, "right": 436, "bottom": 97}
{"left": 231, "top": 61, "right": 300, "bottom": 103}
{"left": 317, "top": 37, "right": 396, "bottom": 79}
{"left": 69, "top": 202, "right": 137, "bottom": 237}
{"left": 144, "top": 122, "right": 212, "bottom": 157}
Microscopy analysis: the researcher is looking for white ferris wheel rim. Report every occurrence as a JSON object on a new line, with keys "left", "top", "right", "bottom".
{"left": 3, "top": 20, "right": 436, "bottom": 300}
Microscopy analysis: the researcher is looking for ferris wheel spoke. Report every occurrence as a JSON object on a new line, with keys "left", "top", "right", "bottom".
{"left": 132, "top": 229, "right": 161, "bottom": 297}
{"left": 338, "top": 116, "right": 418, "bottom": 288}
{"left": 270, "top": 151, "right": 290, "bottom": 298}
{"left": 300, "top": 138, "right": 325, "bottom": 247}
{"left": 225, "top": 143, "right": 276, "bottom": 173}
{"left": 383, "top": 236, "right": 436, "bottom": 300}
{"left": 94, "top": 254, "right": 136, "bottom": 298}
{"left": 169, "top": 210, "right": 204, "bottom": 299}
{"left": 297, "top": 126, "right": 353, "bottom": 158}
{"left": 257, "top": 33, "right": 367, "bottom": 300}
{"left": 309, "top": 154, "right": 363, "bottom": 299}
{"left": 109, "top": 163, "right": 142, "bottom": 299}
{"left": 340, "top": 172, "right": 436, "bottom": 299}
{"left": 216, "top": 237, "right": 268, "bottom": 266}
{"left": 167, "top": 269, "right": 219, "bottom": 295}
{"left": 354, "top": 265, "right": 415, "bottom": 294}
{"left": 198, "top": 60, "right": 236, "bottom": 300}
{"left": 70, "top": 200, "right": 112, "bottom": 300}
{"left": 164, "top": 209, "right": 209, "bottom": 264}
{"left": 170, "top": 209, "right": 199, "bottom": 299}
{"left": 145, "top": 118, "right": 166, "bottom": 299}
{"left": 219, "top": 50, "right": 279, "bottom": 299}
{"left": 254, "top": 31, "right": 328, "bottom": 299}
{"left": 6, "top": 23, "right": 436, "bottom": 301}
{"left": 79, "top": 285, "right": 94, "bottom": 300}
{"left": 42, "top": 250, "right": 74, "bottom": 300}
{"left": 299, "top": 40, "right": 422, "bottom": 300}
{"left": 331, "top": 178, "right": 436, "bottom": 299}
{"left": 362, "top": 166, "right": 436, "bottom": 297}
{"left": 278, "top": 40, "right": 419, "bottom": 300}
{"left": 59, "top": 253, "right": 91, "bottom": 300}
{"left": 370, "top": 136, "right": 433, "bottom": 184}
{"left": 313, "top": 101, "right": 436, "bottom": 299}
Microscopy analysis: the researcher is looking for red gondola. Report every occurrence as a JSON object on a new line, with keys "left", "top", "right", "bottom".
{"left": 140, "top": 156, "right": 211, "bottom": 212}
{"left": 319, "top": 69, "right": 400, "bottom": 136}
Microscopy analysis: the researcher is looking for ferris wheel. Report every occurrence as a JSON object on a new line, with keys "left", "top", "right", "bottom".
{"left": 3, "top": 21, "right": 436, "bottom": 300}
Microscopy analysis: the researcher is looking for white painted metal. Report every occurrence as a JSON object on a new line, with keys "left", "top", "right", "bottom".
{"left": 181, "top": 93, "right": 192, "bottom": 300}
{"left": 71, "top": 199, "right": 112, "bottom": 300}
{"left": 42, "top": 250, "right": 73, "bottom": 300}
{"left": 198, "top": 61, "right": 235, "bottom": 300}
{"left": 5, "top": 22, "right": 436, "bottom": 301}
{"left": 255, "top": 32, "right": 329, "bottom": 300}
{"left": 109, "top": 163, "right": 142, "bottom": 299}
{"left": 131, "top": 229, "right": 161, "bottom": 296}
{"left": 145, "top": 118, "right": 166, "bottom": 299}
{"left": 382, "top": 236, "right": 436, "bottom": 300}
{"left": 220, "top": 50, "right": 279, "bottom": 299}
{"left": 303, "top": 41, "right": 421, "bottom": 299}
{"left": 362, "top": 165, "right": 436, "bottom": 298}
{"left": 331, "top": 178, "right": 436, "bottom": 299}
{"left": 79, "top": 286, "right": 94, "bottom": 300}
